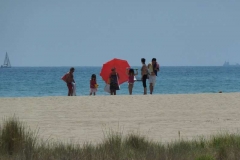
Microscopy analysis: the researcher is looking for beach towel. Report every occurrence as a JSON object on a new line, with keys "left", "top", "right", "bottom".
{"left": 61, "top": 73, "right": 68, "bottom": 82}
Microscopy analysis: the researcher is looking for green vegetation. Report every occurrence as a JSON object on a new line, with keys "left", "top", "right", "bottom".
{"left": 1, "top": 116, "right": 240, "bottom": 160}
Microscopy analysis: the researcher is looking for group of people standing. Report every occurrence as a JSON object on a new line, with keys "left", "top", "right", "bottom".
{"left": 141, "top": 58, "right": 160, "bottom": 95}
{"left": 63, "top": 58, "right": 160, "bottom": 96}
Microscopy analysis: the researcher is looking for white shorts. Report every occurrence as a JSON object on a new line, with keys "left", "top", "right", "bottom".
{"left": 90, "top": 88, "right": 97, "bottom": 93}
{"left": 148, "top": 75, "right": 156, "bottom": 86}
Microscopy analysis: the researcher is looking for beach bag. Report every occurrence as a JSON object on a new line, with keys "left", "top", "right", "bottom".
{"left": 104, "top": 84, "right": 110, "bottom": 93}
{"left": 72, "top": 82, "right": 76, "bottom": 96}
{"left": 61, "top": 73, "right": 68, "bottom": 82}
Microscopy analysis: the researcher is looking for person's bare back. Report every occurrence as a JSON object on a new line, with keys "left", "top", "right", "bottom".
{"left": 66, "top": 72, "right": 74, "bottom": 84}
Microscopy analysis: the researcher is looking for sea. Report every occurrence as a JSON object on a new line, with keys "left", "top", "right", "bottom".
{"left": 0, "top": 66, "right": 240, "bottom": 97}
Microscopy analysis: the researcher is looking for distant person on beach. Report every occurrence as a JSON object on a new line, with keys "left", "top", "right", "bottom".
{"left": 65, "top": 67, "right": 75, "bottom": 96}
{"left": 108, "top": 67, "right": 120, "bottom": 95}
{"left": 141, "top": 58, "right": 148, "bottom": 95}
{"left": 90, "top": 74, "right": 98, "bottom": 96}
{"left": 148, "top": 58, "right": 160, "bottom": 94}
{"left": 126, "top": 68, "right": 138, "bottom": 95}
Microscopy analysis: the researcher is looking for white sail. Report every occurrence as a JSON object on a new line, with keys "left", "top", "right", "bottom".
{"left": 1, "top": 52, "right": 11, "bottom": 68}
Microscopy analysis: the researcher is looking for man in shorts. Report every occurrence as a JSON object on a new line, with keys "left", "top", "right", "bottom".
{"left": 148, "top": 58, "right": 159, "bottom": 94}
{"left": 66, "top": 67, "right": 75, "bottom": 96}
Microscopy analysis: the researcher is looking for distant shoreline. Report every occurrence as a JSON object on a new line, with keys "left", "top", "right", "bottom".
{"left": 1, "top": 92, "right": 240, "bottom": 98}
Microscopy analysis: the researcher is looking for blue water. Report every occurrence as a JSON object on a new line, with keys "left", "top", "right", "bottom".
{"left": 0, "top": 66, "right": 240, "bottom": 97}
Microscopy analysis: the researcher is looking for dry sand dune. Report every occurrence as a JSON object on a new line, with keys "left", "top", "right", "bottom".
{"left": 0, "top": 93, "right": 240, "bottom": 144}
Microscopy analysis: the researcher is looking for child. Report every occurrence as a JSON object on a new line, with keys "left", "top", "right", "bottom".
{"left": 90, "top": 74, "right": 98, "bottom": 96}
{"left": 126, "top": 68, "right": 138, "bottom": 95}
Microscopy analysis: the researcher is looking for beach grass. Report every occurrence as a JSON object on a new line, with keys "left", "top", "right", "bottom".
{"left": 1, "top": 116, "right": 240, "bottom": 160}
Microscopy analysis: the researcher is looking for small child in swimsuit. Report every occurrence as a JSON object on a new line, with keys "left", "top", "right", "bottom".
{"left": 90, "top": 74, "right": 98, "bottom": 96}
{"left": 126, "top": 68, "right": 138, "bottom": 95}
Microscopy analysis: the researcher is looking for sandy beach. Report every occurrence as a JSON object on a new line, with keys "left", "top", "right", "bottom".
{"left": 0, "top": 93, "right": 240, "bottom": 144}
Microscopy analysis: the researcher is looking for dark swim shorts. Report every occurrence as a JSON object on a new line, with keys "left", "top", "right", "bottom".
{"left": 67, "top": 83, "right": 73, "bottom": 90}
{"left": 142, "top": 75, "right": 147, "bottom": 88}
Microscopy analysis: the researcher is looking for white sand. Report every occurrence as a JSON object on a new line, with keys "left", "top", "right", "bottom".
{"left": 0, "top": 93, "right": 240, "bottom": 144}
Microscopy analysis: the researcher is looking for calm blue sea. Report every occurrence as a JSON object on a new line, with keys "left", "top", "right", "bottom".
{"left": 0, "top": 66, "right": 240, "bottom": 97}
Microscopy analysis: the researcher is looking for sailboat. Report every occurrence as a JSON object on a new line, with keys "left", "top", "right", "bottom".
{"left": 1, "top": 52, "right": 11, "bottom": 68}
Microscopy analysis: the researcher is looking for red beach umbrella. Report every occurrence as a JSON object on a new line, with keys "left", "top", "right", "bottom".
{"left": 100, "top": 58, "right": 130, "bottom": 85}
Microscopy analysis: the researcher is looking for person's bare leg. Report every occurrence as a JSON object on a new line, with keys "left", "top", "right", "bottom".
{"left": 129, "top": 84, "right": 133, "bottom": 95}
{"left": 93, "top": 92, "right": 96, "bottom": 96}
{"left": 150, "top": 83, "right": 153, "bottom": 94}
{"left": 130, "top": 84, "right": 133, "bottom": 95}
{"left": 68, "top": 89, "right": 73, "bottom": 96}
{"left": 128, "top": 84, "right": 131, "bottom": 95}
{"left": 144, "top": 87, "right": 147, "bottom": 95}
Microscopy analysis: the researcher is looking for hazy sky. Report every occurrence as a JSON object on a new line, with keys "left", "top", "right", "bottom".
{"left": 0, "top": 0, "right": 240, "bottom": 66}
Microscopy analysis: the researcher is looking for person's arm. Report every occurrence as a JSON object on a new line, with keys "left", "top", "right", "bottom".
{"left": 154, "top": 63, "right": 159, "bottom": 72}
{"left": 117, "top": 72, "right": 120, "bottom": 80}
{"left": 141, "top": 66, "right": 143, "bottom": 76}
{"left": 157, "top": 63, "right": 160, "bottom": 72}
{"left": 141, "top": 66, "right": 145, "bottom": 77}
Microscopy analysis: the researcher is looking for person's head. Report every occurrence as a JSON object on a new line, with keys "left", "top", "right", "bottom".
{"left": 141, "top": 58, "right": 146, "bottom": 64}
{"left": 91, "top": 74, "right": 96, "bottom": 80}
{"left": 129, "top": 68, "right": 134, "bottom": 75}
{"left": 152, "top": 58, "right": 156, "bottom": 64}
{"left": 70, "top": 67, "right": 75, "bottom": 73}
{"left": 111, "top": 67, "right": 116, "bottom": 72}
